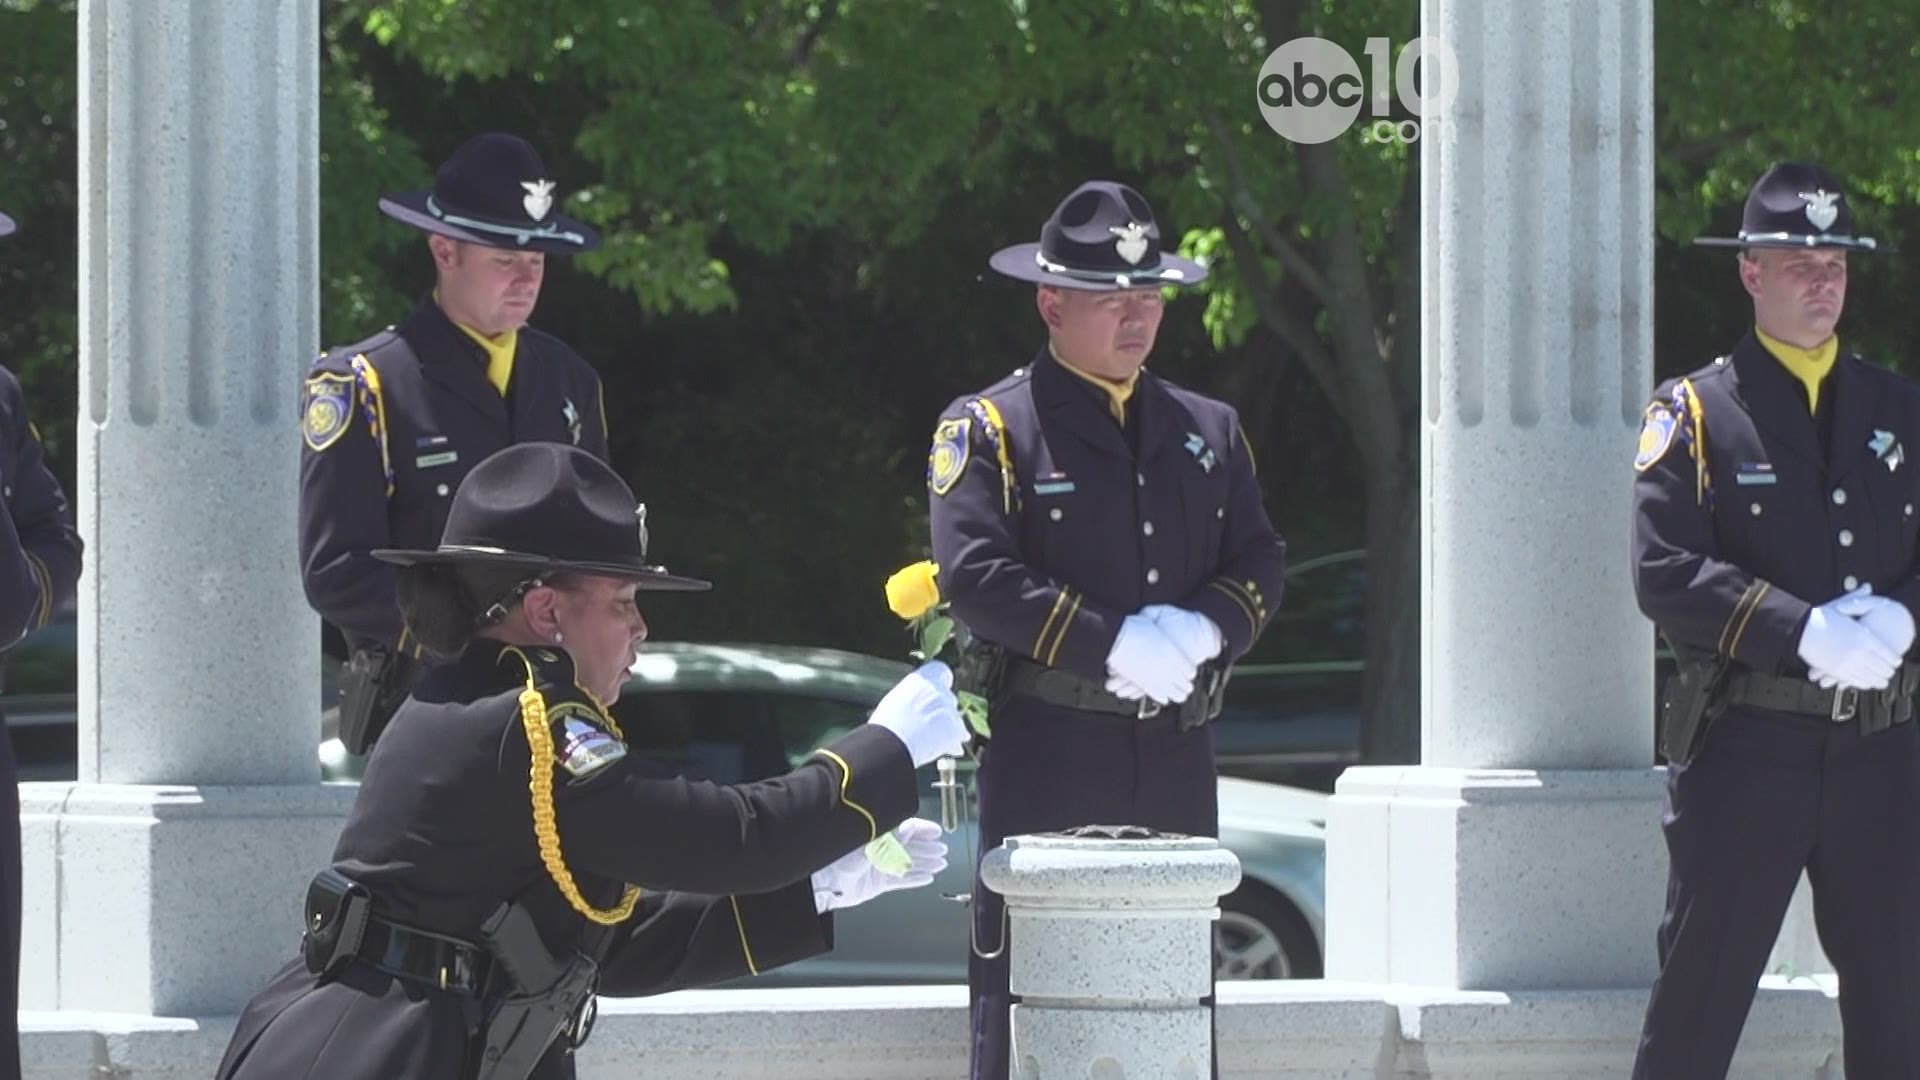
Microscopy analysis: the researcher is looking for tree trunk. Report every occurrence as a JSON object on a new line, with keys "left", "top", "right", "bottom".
{"left": 1357, "top": 455, "right": 1421, "bottom": 764}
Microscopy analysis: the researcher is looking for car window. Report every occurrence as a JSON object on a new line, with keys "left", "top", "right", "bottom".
{"left": 607, "top": 688, "right": 874, "bottom": 784}
{"left": 1247, "top": 552, "right": 1365, "bottom": 665}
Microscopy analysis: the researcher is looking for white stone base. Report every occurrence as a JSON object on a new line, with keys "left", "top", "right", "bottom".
{"left": 20, "top": 979, "right": 1842, "bottom": 1079}
{"left": 1327, "top": 767, "right": 1670, "bottom": 988}
{"left": 19, "top": 783, "right": 358, "bottom": 1016}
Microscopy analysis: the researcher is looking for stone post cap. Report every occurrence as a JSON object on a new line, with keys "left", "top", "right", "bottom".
{"left": 979, "top": 828, "right": 1242, "bottom": 909}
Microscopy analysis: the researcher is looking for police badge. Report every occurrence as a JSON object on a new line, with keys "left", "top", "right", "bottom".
{"left": 303, "top": 373, "right": 355, "bottom": 452}
{"left": 928, "top": 416, "right": 970, "bottom": 497}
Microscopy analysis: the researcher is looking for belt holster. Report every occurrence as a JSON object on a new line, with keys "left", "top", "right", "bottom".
{"left": 337, "top": 643, "right": 419, "bottom": 755}
{"left": 1177, "top": 661, "right": 1231, "bottom": 731}
{"left": 301, "top": 868, "right": 371, "bottom": 977}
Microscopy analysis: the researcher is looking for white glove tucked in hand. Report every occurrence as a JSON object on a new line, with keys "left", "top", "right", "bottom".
{"left": 811, "top": 818, "right": 948, "bottom": 914}
{"left": 867, "top": 661, "right": 969, "bottom": 766}
{"left": 1808, "top": 587, "right": 1915, "bottom": 689}
{"left": 1798, "top": 593, "right": 1902, "bottom": 692}
{"left": 1140, "top": 604, "right": 1224, "bottom": 665}
{"left": 1104, "top": 614, "right": 1197, "bottom": 705}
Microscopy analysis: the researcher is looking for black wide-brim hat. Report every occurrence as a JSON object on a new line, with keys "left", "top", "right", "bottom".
{"left": 374, "top": 442, "right": 709, "bottom": 592}
{"left": 989, "top": 180, "right": 1208, "bottom": 291}
{"left": 1694, "top": 161, "right": 1885, "bottom": 253}
{"left": 0, "top": 211, "right": 14, "bottom": 238}
{"left": 378, "top": 132, "right": 601, "bottom": 255}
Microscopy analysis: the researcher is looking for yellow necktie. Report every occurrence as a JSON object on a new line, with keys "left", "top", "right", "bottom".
{"left": 455, "top": 322, "right": 519, "bottom": 397}
{"left": 1051, "top": 347, "right": 1140, "bottom": 424}
{"left": 1755, "top": 327, "right": 1837, "bottom": 414}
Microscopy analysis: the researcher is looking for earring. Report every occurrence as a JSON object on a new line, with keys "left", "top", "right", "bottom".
{"left": 554, "top": 632, "right": 564, "bottom": 645}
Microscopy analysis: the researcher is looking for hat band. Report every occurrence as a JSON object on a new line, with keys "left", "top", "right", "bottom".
{"left": 427, "top": 196, "right": 589, "bottom": 248}
{"left": 1738, "top": 229, "right": 1877, "bottom": 249}
{"left": 1033, "top": 250, "right": 1186, "bottom": 286}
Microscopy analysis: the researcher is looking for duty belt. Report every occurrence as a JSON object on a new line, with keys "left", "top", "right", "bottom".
{"left": 1000, "top": 655, "right": 1229, "bottom": 729}
{"left": 360, "top": 919, "right": 492, "bottom": 995}
{"left": 1722, "top": 663, "right": 1920, "bottom": 734}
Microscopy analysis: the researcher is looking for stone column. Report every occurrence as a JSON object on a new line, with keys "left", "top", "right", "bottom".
{"left": 20, "top": 0, "right": 354, "bottom": 1018}
{"left": 1326, "top": 0, "right": 1670, "bottom": 990}
{"left": 980, "top": 830, "right": 1242, "bottom": 1079}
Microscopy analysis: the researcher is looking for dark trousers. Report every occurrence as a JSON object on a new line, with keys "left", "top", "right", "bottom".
{"left": 967, "top": 697, "right": 1217, "bottom": 1080}
{"left": 1634, "top": 706, "right": 1920, "bottom": 1080}
{"left": 0, "top": 721, "right": 19, "bottom": 1080}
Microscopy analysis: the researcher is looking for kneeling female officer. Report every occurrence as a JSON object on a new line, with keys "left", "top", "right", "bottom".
{"left": 217, "top": 442, "right": 966, "bottom": 1079}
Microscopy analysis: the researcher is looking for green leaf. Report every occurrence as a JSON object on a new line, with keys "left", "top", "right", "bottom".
{"left": 959, "top": 691, "right": 991, "bottom": 740}
{"left": 920, "top": 614, "right": 955, "bottom": 659}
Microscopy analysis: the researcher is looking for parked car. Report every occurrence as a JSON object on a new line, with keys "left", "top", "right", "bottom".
{"left": 318, "top": 641, "right": 1328, "bottom": 984}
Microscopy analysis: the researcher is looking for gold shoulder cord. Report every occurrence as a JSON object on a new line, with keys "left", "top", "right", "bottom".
{"left": 514, "top": 652, "right": 642, "bottom": 925}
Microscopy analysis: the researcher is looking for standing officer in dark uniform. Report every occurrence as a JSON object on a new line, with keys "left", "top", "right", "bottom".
{"left": 1633, "top": 162, "right": 1920, "bottom": 1078}
{"left": 223, "top": 443, "right": 965, "bottom": 1080}
{"left": 927, "top": 180, "right": 1287, "bottom": 1079}
{"left": 301, "top": 132, "right": 612, "bottom": 755}
{"left": 0, "top": 207, "right": 85, "bottom": 1080}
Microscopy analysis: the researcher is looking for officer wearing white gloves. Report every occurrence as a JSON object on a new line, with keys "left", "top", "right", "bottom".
{"left": 924, "top": 180, "right": 1287, "bottom": 1079}
{"left": 1630, "top": 162, "right": 1920, "bottom": 1080}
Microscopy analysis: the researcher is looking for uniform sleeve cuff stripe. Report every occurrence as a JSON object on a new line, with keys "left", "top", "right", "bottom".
{"left": 1725, "top": 582, "right": 1771, "bottom": 660}
{"left": 1032, "top": 590, "right": 1071, "bottom": 659}
{"left": 1043, "top": 592, "right": 1082, "bottom": 667}
{"left": 727, "top": 895, "right": 761, "bottom": 976}
{"left": 1208, "top": 580, "right": 1258, "bottom": 637}
{"left": 811, "top": 748, "right": 878, "bottom": 842}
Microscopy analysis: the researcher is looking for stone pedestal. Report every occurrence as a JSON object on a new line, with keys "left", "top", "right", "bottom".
{"left": 980, "top": 831, "right": 1242, "bottom": 1080}
{"left": 20, "top": 0, "right": 340, "bottom": 1020}
{"left": 1328, "top": 0, "right": 1668, "bottom": 992}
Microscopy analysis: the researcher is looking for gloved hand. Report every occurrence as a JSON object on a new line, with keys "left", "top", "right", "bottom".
{"left": 1798, "top": 593, "right": 1901, "bottom": 692}
{"left": 1105, "top": 615, "right": 1196, "bottom": 704}
{"left": 867, "top": 661, "right": 968, "bottom": 766}
{"left": 1831, "top": 588, "right": 1917, "bottom": 658}
{"left": 811, "top": 818, "right": 948, "bottom": 914}
{"left": 1141, "top": 604, "right": 1224, "bottom": 666}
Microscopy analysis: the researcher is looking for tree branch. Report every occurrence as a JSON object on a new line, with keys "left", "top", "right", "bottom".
{"left": 1220, "top": 212, "right": 1353, "bottom": 431}
{"left": 1199, "top": 111, "right": 1334, "bottom": 307}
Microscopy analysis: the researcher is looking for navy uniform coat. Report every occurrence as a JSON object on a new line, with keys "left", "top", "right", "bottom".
{"left": 299, "top": 299, "right": 609, "bottom": 651}
{"left": 1631, "top": 331, "right": 1920, "bottom": 1078}
{"left": 216, "top": 643, "right": 918, "bottom": 1080}
{"left": 928, "top": 348, "right": 1285, "bottom": 1079}
{"left": 0, "top": 362, "right": 82, "bottom": 1080}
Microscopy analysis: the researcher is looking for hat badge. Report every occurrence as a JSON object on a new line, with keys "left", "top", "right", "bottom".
{"left": 1110, "top": 222, "right": 1150, "bottom": 266}
{"left": 635, "top": 504, "right": 649, "bottom": 559}
{"left": 1800, "top": 189, "right": 1839, "bottom": 231}
{"left": 522, "top": 179, "right": 556, "bottom": 222}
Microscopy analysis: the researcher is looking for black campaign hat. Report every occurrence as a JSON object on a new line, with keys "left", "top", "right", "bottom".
{"left": 378, "top": 132, "right": 600, "bottom": 254}
{"left": 0, "top": 211, "right": 14, "bottom": 239}
{"left": 1693, "top": 162, "right": 1883, "bottom": 253}
{"left": 989, "top": 180, "right": 1207, "bottom": 291}
{"left": 374, "top": 443, "right": 709, "bottom": 592}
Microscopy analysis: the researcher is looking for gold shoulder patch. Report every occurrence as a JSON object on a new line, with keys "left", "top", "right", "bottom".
{"left": 928, "top": 416, "right": 971, "bottom": 497}
{"left": 1633, "top": 401, "right": 1679, "bottom": 473}
{"left": 303, "top": 373, "right": 356, "bottom": 452}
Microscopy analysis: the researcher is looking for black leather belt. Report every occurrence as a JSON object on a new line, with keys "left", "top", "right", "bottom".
{"left": 359, "top": 918, "right": 492, "bottom": 996}
{"left": 1001, "top": 656, "right": 1156, "bottom": 719}
{"left": 1723, "top": 664, "right": 1920, "bottom": 733}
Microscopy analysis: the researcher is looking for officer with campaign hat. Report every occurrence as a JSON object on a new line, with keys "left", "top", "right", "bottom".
{"left": 301, "top": 132, "right": 615, "bottom": 756}
{"left": 1633, "top": 161, "right": 1920, "bottom": 1077}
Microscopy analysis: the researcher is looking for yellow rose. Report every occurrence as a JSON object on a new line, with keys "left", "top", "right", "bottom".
{"left": 885, "top": 560, "right": 942, "bottom": 620}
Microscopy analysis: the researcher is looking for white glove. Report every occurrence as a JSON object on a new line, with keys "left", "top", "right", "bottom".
{"left": 1798, "top": 594, "right": 1901, "bottom": 692}
{"left": 811, "top": 818, "right": 948, "bottom": 913}
{"left": 867, "top": 661, "right": 968, "bottom": 766}
{"left": 1831, "top": 589, "right": 1917, "bottom": 658}
{"left": 1105, "top": 615, "right": 1196, "bottom": 704}
{"left": 1141, "top": 604, "right": 1224, "bottom": 665}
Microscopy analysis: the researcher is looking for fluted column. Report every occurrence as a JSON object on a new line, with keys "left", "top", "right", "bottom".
{"left": 1326, "top": 0, "right": 1669, "bottom": 994}
{"left": 19, "top": 0, "right": 352, "bottom": 1020}
{"left": 76, "top": 0, "right": 318, "bottom": 784}
{"left": 1421, "top": 0, "right": 1654, "bottom": 769}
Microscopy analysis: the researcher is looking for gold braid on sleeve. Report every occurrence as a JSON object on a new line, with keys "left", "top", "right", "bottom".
{"left": 516, "top": 657, "right": 641, "bottom": 925}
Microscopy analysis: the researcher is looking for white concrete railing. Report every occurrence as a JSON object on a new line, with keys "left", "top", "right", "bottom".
{"left": 22, "top": 977, "right": 1844, "bottom": 1079}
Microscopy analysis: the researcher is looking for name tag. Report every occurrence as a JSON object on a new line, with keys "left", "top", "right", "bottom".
{"left": 1033, "top": 481, "right": 1075, "bottom": 496}
{"left": 416, "top": 451, "right": 459, "bottom": 469}
{"left": 1736, "top": 462, "right": 1775, "bottom": 486}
